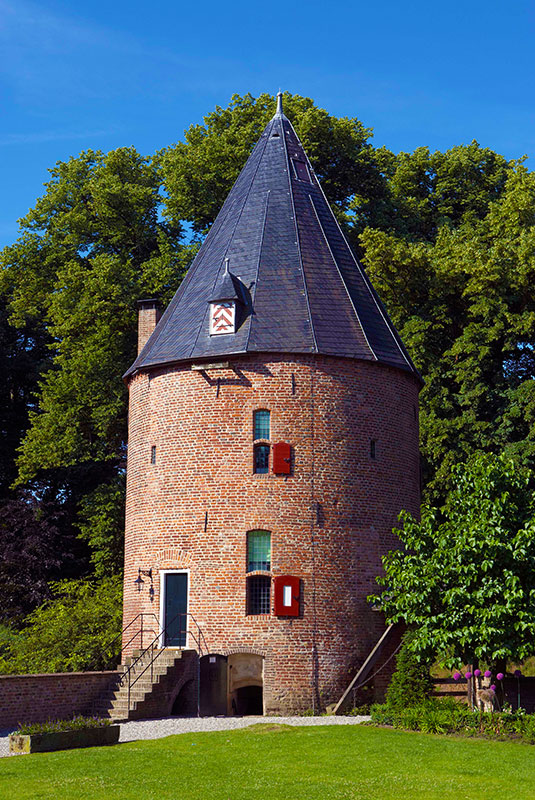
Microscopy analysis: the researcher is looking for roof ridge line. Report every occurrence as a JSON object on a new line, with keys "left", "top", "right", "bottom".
{"left": 308, "top": 194, "right": 378, "bottom": 361}
{"left": 282, "top": 116, "right": 318, "bottom": 353}
{"left": 309, "top": 152, "right": 413, "bottom": 370}
{"left": 187, "top": 119, "right": 274, "bottom": 358}
{"left": 245, "top": 189, "right": 271, "bottom": 352}
{"left": 128, "top": 142, "right": 256, "bottom": 373}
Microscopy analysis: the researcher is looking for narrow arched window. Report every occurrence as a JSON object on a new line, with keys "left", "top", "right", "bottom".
{"left": 253, "top": 410, "right": 270, "bottom": 440}
{"left": 247, "top": 530, "right": 271, "bottom": 572}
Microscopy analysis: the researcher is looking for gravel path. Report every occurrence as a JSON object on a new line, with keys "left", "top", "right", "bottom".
{"left": 0, "top": 715, "right": 369, "bottom": 757}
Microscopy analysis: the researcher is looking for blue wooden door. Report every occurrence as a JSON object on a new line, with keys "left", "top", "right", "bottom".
{"left": 164, "top": 573, "right": 188, "bottom": 646}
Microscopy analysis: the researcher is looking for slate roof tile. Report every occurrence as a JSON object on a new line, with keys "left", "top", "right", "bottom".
{"left": 126, "top": 95, "right": 419, "bottom": 380}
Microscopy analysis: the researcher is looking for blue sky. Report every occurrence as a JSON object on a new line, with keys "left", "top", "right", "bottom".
{"left": 0, "top": 0, "right": 534, "bottom": 248}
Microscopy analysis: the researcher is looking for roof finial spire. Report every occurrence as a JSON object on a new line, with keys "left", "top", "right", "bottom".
{"left": 276, "top": 90, "right": 283, "bottom": 117}
{"left": 224, "top": 257, "right": 230, "bottom": 274}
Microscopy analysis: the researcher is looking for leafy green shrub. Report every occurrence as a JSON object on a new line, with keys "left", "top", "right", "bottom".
{"left": 0, "top": 576, "right": 122, "bottom": 674}
{"left": 514, "top": 714, "right": 535, "bottom": 744}
{"left": 370, "top": 455, "right": 535, "bottom": 668}
{"left": 14, "top": 716, "right": 111, "bottom": 735}
{"left": 0, "top": 623, "right": 18, "bottom": 671}
{"left": 346, "top": 704, "right": 371, "bottom": 716}
{"left": 371, "top": 698, "right": 535, "bottom": 743}
{"left": 385, "top": 631, "right": 434, "bottom": 709}
{"left": 369, "top": 704, "right": 394, "bottom": 726}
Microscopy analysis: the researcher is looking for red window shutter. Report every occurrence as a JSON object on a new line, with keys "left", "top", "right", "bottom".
{"left": 272, "top": 441, "right": 291, "bottom": 474}
{"left": 274, "top": 575, "right": 300, "bottom": 617}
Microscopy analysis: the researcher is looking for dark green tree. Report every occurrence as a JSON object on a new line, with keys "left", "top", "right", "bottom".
{"left": 385, "top": 631, "right": 434, "bottom": 709}
{"left": 0, "top": 577, "right": 123, "bottom": 674}
{"left": 362, "top": 165, "right": 535, "bottom": 503}
{"left": 370, "top": 454, "right": 535, "bottom": 668}
{"left": 0, "top": 147, "right": 192, "bottom": 610}
{"left": 0, "top": 299, "right": 49, "bottom": 496}
{"left": 366, "top": 142, "right": 512, "bottom": 242}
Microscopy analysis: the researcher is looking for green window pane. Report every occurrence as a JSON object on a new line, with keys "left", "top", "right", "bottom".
{"left": 254, "top": 410, "right": 270, "bottom": 440}
{"left": 248, "top": 530, "right": 271, "bottom": 572}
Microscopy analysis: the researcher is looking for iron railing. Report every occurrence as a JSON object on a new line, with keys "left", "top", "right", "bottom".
{"left": 118, "top": 612, "right": 159, "bottom": 656}
{"left": 87, "top": 611, "right": 159, "bottom": 672}
{"left": 119, "top": 612, "right": 207, "bottom": 713}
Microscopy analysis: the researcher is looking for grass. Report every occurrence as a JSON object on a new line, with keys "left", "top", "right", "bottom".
{"left": 3, "top": 722, "right": 535, "bottom": 800}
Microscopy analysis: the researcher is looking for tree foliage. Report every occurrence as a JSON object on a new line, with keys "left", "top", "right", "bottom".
{"left": 385, "top": 631, "right": 434, "bottom": 709}
{"left": 0, "top": 147, "right": 189, "bottom": 483}
{"left": 0, "top": 577, "right": 123, "bottom": 674}
{"left": 362, "top": 165, "right": 535, "bottom": 501}
{"left": 0, "top": 496, "right": 73, "bottom": 623}
{"left": 0, "top": 147, "right": 192, "bottom": 619}
{"left": 160, "top": 92, "right": 383, "bottom": 241}
{"left": 0, "top": 298, "right": 49, "bottom": 496}
{"left": 77, "top": 475, "right": 125, "bottom": 578}
{"left": 371, "top": 454, "right": 535, "bottom": 667}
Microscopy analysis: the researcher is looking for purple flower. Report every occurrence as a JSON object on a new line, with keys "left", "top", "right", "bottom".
{"left": 453, "top": 671, "right": 461, "bottom": 681}
{"left": 474, "top": 669, "right": 481, "bottom": 677}
{"left": 465, "top": 671, "right": 473, "bottom": 680}
{"left": 484, "top": 670, "right": 492, "bottom": 678}
{"left": 490, "top": 684, "right": 497, "bottom": 692}
{"left": 497, "top": 672, "right": 504, "bottom": 681}
{"left": 514, "top": 669, "right": 522, "bottom": 679}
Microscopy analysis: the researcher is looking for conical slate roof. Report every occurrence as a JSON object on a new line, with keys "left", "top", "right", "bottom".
{"left": 126, "top": 95, "right": 419, "bottom": 379}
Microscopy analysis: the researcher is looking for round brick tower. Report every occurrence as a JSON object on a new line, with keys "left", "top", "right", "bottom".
{"left": 122, "top": 94, "right": 421, "bottom": 715}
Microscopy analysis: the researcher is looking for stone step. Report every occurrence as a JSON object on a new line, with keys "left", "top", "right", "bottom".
{"left": 107, "top": 701, "right": 139, "bottom": 714}
{"left": 97, "top": 685, "right": 159, "bottom": 704}
{"left": 93, "top": 648, "right": 195, "bottom": 722}
{"left": 121, "top": 665, "right": 181, "bottom": 688}
{"left": 120, "top": 654, "right": 182, "bottom": 672}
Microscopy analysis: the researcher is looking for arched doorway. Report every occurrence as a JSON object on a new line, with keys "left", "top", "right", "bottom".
{"left": 199, "top": 652, "right": 264, "bottom": 715}
{"left": 228, "top": 653, "right": 263, "bottom": 715}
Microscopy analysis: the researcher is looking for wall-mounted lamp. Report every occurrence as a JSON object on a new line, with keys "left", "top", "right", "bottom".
{"left": 134, "top": 568, "right": 153, "bottom": 593}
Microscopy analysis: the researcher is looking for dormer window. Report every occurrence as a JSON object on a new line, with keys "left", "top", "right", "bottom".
{"left": 208, "top": 258, "right": 244, "bottom": 337}
{"left": 210, "top": 302, "right": 235, "bottom": 335}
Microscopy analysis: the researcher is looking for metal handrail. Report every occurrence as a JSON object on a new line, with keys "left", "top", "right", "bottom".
{"left": 120, "top": 611, "right": 206, "bottom": 713}
{"left": 110, "top": 612, "right": 159, "bottom": 660}
{"left": 86, "top": 611, "right": 160, "bottom": 672}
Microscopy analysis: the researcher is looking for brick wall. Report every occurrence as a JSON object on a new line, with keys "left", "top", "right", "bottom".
{"left": 123, "top": 353, "right": 420, "bottom": 713}
{"left": 0, "top": 671, "right": 120, "bottom": 730}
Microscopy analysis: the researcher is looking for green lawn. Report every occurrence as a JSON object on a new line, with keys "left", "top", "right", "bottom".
{"left": 2, "top": 723, "right": 535, "bottom": 800}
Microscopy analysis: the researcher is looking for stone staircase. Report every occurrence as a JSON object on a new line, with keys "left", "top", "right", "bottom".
{"left": 92, "top": 648, "right": 196, "bottom": 721}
